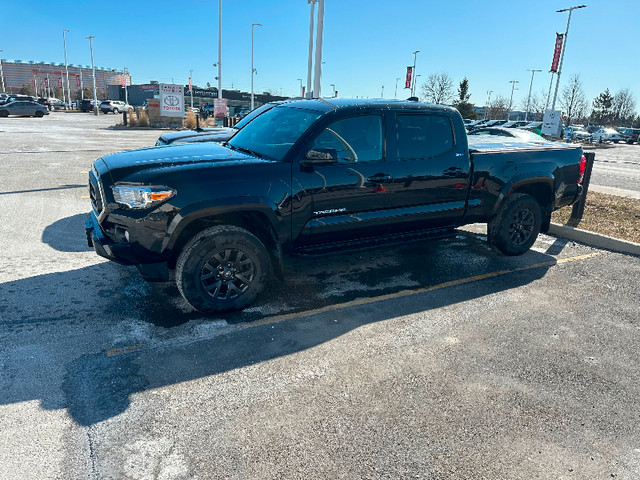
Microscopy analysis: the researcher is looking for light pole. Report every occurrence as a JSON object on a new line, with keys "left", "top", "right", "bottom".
{"left": 86, "top": 36, "right": 98, "bottom": 116}
{"left": 312, "top": 0, "right": 325, "bottom": 98}
{"left": 551, "top": 4, "right": 586, "bottom": 110}
{"left": 251, "top": 23, "right": 262, "bottom": 110}
{"left": 507, "top": 80, "right": 519, "bottom": 120}
{"left": 217, "top": 0, "right": 222, "bottom": 99}
{"left": 63, "top": 29, "right": 71, "bottom": 107}
{"left": 485, "top": 90, "right": 493, "bottom": 120}
{"left": 395, "top": 77, "right": 400, "bottom": 99}
{"left": 411, "top": 50, "right": 419, "bottom": 98}
{"left": 297, "top": 78, "right": 303, "bottom": 97}
{"left": 0, "top": 49, "right": 5, "bottom": 92}
{"left": 306, "top": 0, "right": 317, "bottom": 99}
{"left": 330, "top": 83, "right": 335, "bottom": 97}
{"left": 525, "top": 69, "right": 542, "bottom": 121}
{"left": 189, "top": 69, "right": 193, "bottom": 110}
{"left": 123, "top": 67, "right": 129, "bottom": 106}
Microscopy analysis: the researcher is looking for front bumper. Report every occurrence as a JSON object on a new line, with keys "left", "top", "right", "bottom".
{"left": 85, "top": 211, "right": 170, "bottom": 281}
{"left": 85, "top": 211, "right": 134, "bottom": 265}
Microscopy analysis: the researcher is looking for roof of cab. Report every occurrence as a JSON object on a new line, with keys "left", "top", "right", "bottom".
{"left": 278, "top": 98, "right": 460, "bottom": 115}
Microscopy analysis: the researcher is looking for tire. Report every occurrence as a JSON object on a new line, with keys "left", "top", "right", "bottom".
{"left": 176, "top": 225, "right": 270, "bottom": 312}
{"left": 113, "top": 108, "right": 119, "bottom": 114}
{"left": 0, "top": 110, "right": 8, "bottom": 117}
{"left": 613, "top": 140, "right": 619, "bottom": 144}
{"left": 34, "top": 111, "right": 44, "bottom": 118}
{"left": 487, "top": 193, "right": 542, "bottom": 256}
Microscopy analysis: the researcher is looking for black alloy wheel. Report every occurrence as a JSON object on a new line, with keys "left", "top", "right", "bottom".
{"left": 488, "top": 193, "right": 542, "bottom": 256}
{"left": 176, "top": 225, "right": 270, "bottom": 312}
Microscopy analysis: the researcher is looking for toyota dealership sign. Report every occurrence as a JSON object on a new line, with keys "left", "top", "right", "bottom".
{"left": 159, "top": 83, "right": 184, "bottom": 117}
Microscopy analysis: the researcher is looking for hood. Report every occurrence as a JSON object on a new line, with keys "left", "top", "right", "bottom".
{"left": 158, "top": 127, "right": 236, "bottom": 144}
{"left": 99, "top": 142, "right": 271, "bottom": 184}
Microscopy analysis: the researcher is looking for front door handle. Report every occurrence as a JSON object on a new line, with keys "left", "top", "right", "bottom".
{"left": 442, "top": 167, "right": 464, "bottom": 176}
{"left": 366, "top": 174, "right": 393, "bottom": 183}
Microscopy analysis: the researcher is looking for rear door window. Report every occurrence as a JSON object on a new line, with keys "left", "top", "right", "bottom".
{"left": 396, "top": 114, "right": 454, "bottom": 160}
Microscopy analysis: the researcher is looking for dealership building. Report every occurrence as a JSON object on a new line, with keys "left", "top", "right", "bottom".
{"left": 110, "top": 83, "right": 289, "bottom": 115}
{"left": 0, "top": 59, "right": 129, "bottom": 97}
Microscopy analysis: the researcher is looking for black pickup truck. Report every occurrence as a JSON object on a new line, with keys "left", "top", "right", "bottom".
{"left": 86, "top": 99, "right": 586, "bottom": 312}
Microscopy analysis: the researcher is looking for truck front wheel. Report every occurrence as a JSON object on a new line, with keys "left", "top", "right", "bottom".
{"left": 488, "top": 193, "right": 542, "bottom": 255}
{"left": 176, "top": 225, "right": 270, "bottom": 312}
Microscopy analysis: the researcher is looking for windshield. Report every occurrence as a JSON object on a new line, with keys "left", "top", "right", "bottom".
{"left": 227, "top": 105, "right": 322, "bottom": 161}
{"left": 234, "top": 102, "right": 279, "bottom": 130}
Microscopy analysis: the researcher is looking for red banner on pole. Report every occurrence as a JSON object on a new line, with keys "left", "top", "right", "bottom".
{"left": 76, "top": 76, "right": 81, "bottom": 87}
{"left": 45, "top": 78, "right": 49, "bottom": 88}
{"left": 405, "top": 66, "right": 413, "bottom": 89}
{"left": 188, "top": 77, "right": 192, "bottom": 91}
{"left": 121, "top": 75, "right": 125, "bottom": 87}
{"left": 550, "top": 33, "right": 564, "bottom": 72}
{"left": 58, "top": 78, "right": 62, "bottom": 88}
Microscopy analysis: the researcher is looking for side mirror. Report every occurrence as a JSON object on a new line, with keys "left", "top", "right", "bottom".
{"left": 301, "top": 147, "right": 338, "bottom": 167}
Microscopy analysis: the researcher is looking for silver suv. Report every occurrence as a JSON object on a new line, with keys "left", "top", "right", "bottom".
{"left": 100, "top": 100, "right": 132, "bottom": 114}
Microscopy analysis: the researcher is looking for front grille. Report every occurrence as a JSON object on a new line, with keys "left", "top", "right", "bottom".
{"left": 89, "top": 166, "right": 104, "bottom": 215}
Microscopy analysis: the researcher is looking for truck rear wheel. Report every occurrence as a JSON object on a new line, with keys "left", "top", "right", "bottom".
{"left": 176, "top": 225, "right": 270, "bottom": 312}
{"left": 488, "top": 193, "right": 541, "bottom": 255}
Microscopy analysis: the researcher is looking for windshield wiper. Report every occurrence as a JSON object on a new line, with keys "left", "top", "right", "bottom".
{"left": 233, "top": 145, "right": 263, "bottom": 158}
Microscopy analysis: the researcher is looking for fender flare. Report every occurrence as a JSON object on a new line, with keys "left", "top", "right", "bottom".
{"left": 490, "top": 174, "right": 555, "bottom": 217}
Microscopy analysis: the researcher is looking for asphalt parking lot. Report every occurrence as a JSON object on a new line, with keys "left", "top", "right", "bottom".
{"left": 1, "top": 112, "right": 639, "bottom": 479}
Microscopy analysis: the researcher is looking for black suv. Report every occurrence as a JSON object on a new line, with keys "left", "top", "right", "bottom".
{"left": 617, "top": 127, "right": 640, "bottom": 144}
{"left": 80, "top": 99, "right": 99, "bottom": 112}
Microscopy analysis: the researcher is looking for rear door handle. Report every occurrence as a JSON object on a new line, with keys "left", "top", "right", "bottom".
{"left": 367, "top": 174, "right": 393, "bottom": 183}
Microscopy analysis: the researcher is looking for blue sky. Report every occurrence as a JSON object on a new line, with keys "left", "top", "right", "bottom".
{"left": 2, "top": 0, "right": 636, "bottom": 111}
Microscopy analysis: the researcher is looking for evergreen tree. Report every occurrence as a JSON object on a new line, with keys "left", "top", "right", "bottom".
{"left": 454, "top": 77, "right": 477, "bottom": 119}
{"left": 591, "top": 89, "right": 614, "bottom": 125}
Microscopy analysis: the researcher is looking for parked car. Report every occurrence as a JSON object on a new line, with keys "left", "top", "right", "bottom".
{"left": 467, "top": 127, "right": 545, "bottom": 142}
{"left": 80, "top": 99, "right": 99, "bottom": 112}
{"left": 0, "top": 100, "right": 50, "bottom": 117}
{"left": 501, "top": 121, "right": 528, "bottom": 128}
{"left": 86, "top": 98, "right": 585, "bottom": 312}
{"left": 48, "top": 98, "right": 67, "bottom": 110}
{"left": 483, "top": 119, "right": 508, "bottom": 127}
{"left": 100, "top": 100, "right": 133, "bottom": 114}
{"left": 617, "top": 127, "right": 640, "bottom": 144}
{"left": 593, "top": 128, "right": 623, "bottom": 143}
{"left": 565, "top": 125, "right": 591, "bottom": 142}
{"left": 0, "top": 94, "right": 37, "bottom": 105}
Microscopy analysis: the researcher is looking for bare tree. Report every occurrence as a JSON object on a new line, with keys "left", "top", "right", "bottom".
{"left": 559, "top": 74, "right": 588, "bottom": 126}
{"left": 519, "top": 89, "right": 550, "bottom": 121}
{"left": 421, "top": 73, "right": 454, "bottom": 105}
{"left": 488, "top": 95, "right": 510, "bottom": 120}
{"left": 612, "top": 88, "right": 637, "bottom": 126}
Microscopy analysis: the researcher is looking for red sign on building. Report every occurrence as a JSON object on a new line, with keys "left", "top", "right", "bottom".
{"left": 405, "top": 66, "right": 413, "bottom": 89}
{"left": 550, "top": 33, "right": 564, "bottom": 72}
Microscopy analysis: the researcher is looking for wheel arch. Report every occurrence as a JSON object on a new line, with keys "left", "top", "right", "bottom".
{"left": 492, "top": 176, "right": 554, "bottom": 231}
{"left": 165, "top": 204, "right": 284, "bottom": 278}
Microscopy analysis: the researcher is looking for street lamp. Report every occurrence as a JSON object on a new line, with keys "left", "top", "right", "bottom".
{"left": 525, "top": 69, "right": 542, "bottom": 121}
{"left": 123, "top": 67, "right": 129, "bottom": 106}
{"left": 306, "top": 0, "right": 317, "bottom": 99}
{"left": 63, "top": 29, "right": 71, "bottom": 108}
{"left": 411, "top": 50, "right": 419, "bottom": 98}
{"left": 251, "top": 23, "right": 262, "bottom": 110}
{"left": 395, "top": 77, "right": 400, "bottom": 99}
{"left": 312, "top": 0, "right": 325, "bottom": 98}
{"left": 0, "top": 49, "right": 5, "bottom": 92}
{"left": 86, "top": 36, "right": 98, "bottom": 116}
{"left": 189, "top": 69, "right": 193, "bottom": 110}
{"left": 485, "top": 90, "right": 493, "bottom": 120}
{"left": 507, "top": 80, "right": 519, "bottom": 120}
{"left": 297, "top": 78, "right": 303, "bottom": 97}
{"left": 217, "top": 0, "right": 222, "bottom": 99}
{"left": 551, "top": 4, "right": 587, "bottom": 110}
{"left": 330, "top": 83, "right": 335, "bottom": 97}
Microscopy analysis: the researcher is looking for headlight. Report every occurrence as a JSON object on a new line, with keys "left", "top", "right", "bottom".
{"left": 112, "top": 185, "right": 175, "bottom": 209}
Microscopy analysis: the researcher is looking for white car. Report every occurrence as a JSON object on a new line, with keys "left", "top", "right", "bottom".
{"left": 593, "top": 128, "right": 623, "bottom": 143}
{"left": 99, "top": 100, "right": 133, "bottom": 114}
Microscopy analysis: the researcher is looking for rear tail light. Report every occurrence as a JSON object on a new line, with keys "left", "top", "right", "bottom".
{"left": 578, "top": 155, "right": 586, "bottom": 185}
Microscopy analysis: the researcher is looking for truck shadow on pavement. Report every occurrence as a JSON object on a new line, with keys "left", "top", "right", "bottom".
{"left": 2, "top": 217, "right": 560, "bottom": 426}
